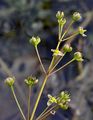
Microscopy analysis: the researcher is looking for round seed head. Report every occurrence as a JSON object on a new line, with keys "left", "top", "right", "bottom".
{"left": 74, "top": 52, "right": 83, "bottom": 62}
{"left": 72, "top": 12, "right": 82, "bottom": 21}
{"left": 5, "top": 77, "right": 15, "bottom": 87}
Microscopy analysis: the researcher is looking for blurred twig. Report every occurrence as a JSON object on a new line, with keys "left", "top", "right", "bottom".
{"left": 0, "top": 58, "right": 27, "bottom": 108}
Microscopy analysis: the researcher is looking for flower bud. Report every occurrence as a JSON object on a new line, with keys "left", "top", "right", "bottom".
{"left": 78, "top": 27, "right": 87, "bottom": 37}
{"left": 29, "top": 36, "right": 41, "bottom": 47}
{"left": 47, "top": 94, "right": 57, "bottom": 106}
{"left": 63, "top": 44, "right": 72, "bottom": 53}
{"left": 56, "top": 11, "right": 64, "bottom": 20}
{"left": 51, "top": 49, "right": 63, "bottom": 56}
{"left": 58, "top": 18, "right": 66, "bottom": 26}
{"left": 74, "top": 52, "right": 83, "bottom": 62}
{"left": 24, "top": 76, "right": 38, "bottom": 86}
{"left": 72, "top": 12, "right": 82, "bottom": 21}
{"left": 5, "top": 77, "right": 15, "bottom": 87}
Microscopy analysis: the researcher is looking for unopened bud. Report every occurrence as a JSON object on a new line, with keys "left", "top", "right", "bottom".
{"left": 56, "top": 11, "right": 64, "bottom": 20}
{"left": 74, "top": 52, "right": 83, "bottom": 62}
{"left": 5, "top": 77, "right": 15, "bottom": 87}
{"left": 72, "top": 12, "right": 82, "bottom": 21}
{"left": 29, "top": 36, "right": 41, "bottom": 47}
{"left": 63, "top": 44, "right": 72, "bottom": 52}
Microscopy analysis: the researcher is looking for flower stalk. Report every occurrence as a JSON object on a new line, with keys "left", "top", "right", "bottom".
{"left": 11, "top": 86, "right": 26, "bottom": 120}
{"left": 35, "top": 46, "right": 46, "bottom": 74}
{"left": 30, "top": 75, "right": 49, "bottom": 120}
{"left": 27, "top": 86, "right": 31, "bottom": 120}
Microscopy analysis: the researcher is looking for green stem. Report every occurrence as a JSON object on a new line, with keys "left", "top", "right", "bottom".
{"left": 30, "top": 75, "right": 49, "bottom": 120}
{"left": 27, "top": 86, "right": 31, "bottom": 120}
{"left": 36, "top": 106, "right": 50, "bottom": 120}
{"left": 60, "top": 20, "right": 74, "bottom": 41}
{"left": 62, "top": 32, "right": 78, "bottom": 41}
{"left": 11, "top": 86, "right": 26, "bottom": 120}
{"left": 56, "top": 41, "right": 61, "bottom": 49}
{"left": 59, "top": 23, "right": 63, "bottom": 40}
{"left": 37, "top": 105, "right": 58, "bottom": 120}
{"left": 48, "top": 56, "right": 56, "bottom": 73}
{"left": 35, "top": 46, "right": 46, "bottom": 74}
{"left": 49, "top": 58, "right": 75, "bottom": 76}
{"left": 49, "top": 53, "right": 66, "bottom": 73}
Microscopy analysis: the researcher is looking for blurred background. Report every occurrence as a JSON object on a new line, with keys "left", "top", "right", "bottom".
{"left": 0, "top": 0, "right": 93, "bottom": 120}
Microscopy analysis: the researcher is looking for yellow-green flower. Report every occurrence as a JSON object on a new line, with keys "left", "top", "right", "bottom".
{"left": 78, "top": 27, "right": 87, "bottom": 37}
{"left": 47, "top": 91, "right": 70, "bottom": 110}
{"left": 47, "top": 94, "right": 57, "bottom": 106}
{"left": 51, "top": 49, "right": 63, "bottom": 56}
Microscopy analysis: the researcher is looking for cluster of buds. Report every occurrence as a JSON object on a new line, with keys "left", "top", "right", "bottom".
{"left": 24, "top": 76, "right": 38, "bottom": 86}
{"left": 5, "top": 77, "right": 15, "bottom": 87}
{"left": 29, "top": 36, "right": 41, "bottom": 47}
{"left": 47, "top": 91, "right": 70, "bottom": 110}
{"left": 51, "top": 49, "right": 64, "bottom": 57}
{"left": 74, "top": 52, "right": 83, "bottom": 62}
{"left": 56, "top": 11, "right": 66, "bottom": 26}
{"left": 63, "top": 44, "right": 72, "bottom": 53}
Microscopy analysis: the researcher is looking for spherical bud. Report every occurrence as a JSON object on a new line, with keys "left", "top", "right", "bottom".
{"left": 56, "top": 11, "right": 64, "bottom": 20}
{"left": 74, "top": 52, "right": 83, "bottom": 62}
{"left": 63, "top": 44, "right": 72, "bottom": 53}
{"left": 24, "top": 76, "right": 38, "bottom": 86}
{"left": 29, "top": 36, "right": 41, "bottom": 47}
{"left": 5, "top": 77, "right": 15, "bottom": 87}
{"left": 78, "top": 27, "right": 87, "bottom": 37}
{"left": 72, "top": 12, "right": 82, "bottom": 21}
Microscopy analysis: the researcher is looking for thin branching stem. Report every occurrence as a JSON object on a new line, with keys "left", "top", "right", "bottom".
{"left": 49, "top": 58, "right": 75, "bottom": 76}
{"left": 27, "top": 86, "right": 31, "bottom": 120}
{"left": 35, "top": 46, "right": 46, "bottom": 74}
{"left": 49, "top": 53, "right": 66, "bottom": 73}
{"left": 30, "top": 75, "right": 49, "bottom": 120}
{"left": 62, "top": 32, "right": 78, "bottom": 41}
{"left": 30, "top": 19, "right": 74, "bottom": 120}
{"left": 37, "top": 105, "right": 58, "bottom": 120}
{"left": 60, "top": 20, "right": 74, "bottom": 41}
{"left": 36, "top": 106, "right": 50, "bottom": 120}
{"left": 59, "top": 23, "right": 63, "bottom": 40}
{"left": 11, "top": 86, "right": 26, "bottom": 120}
